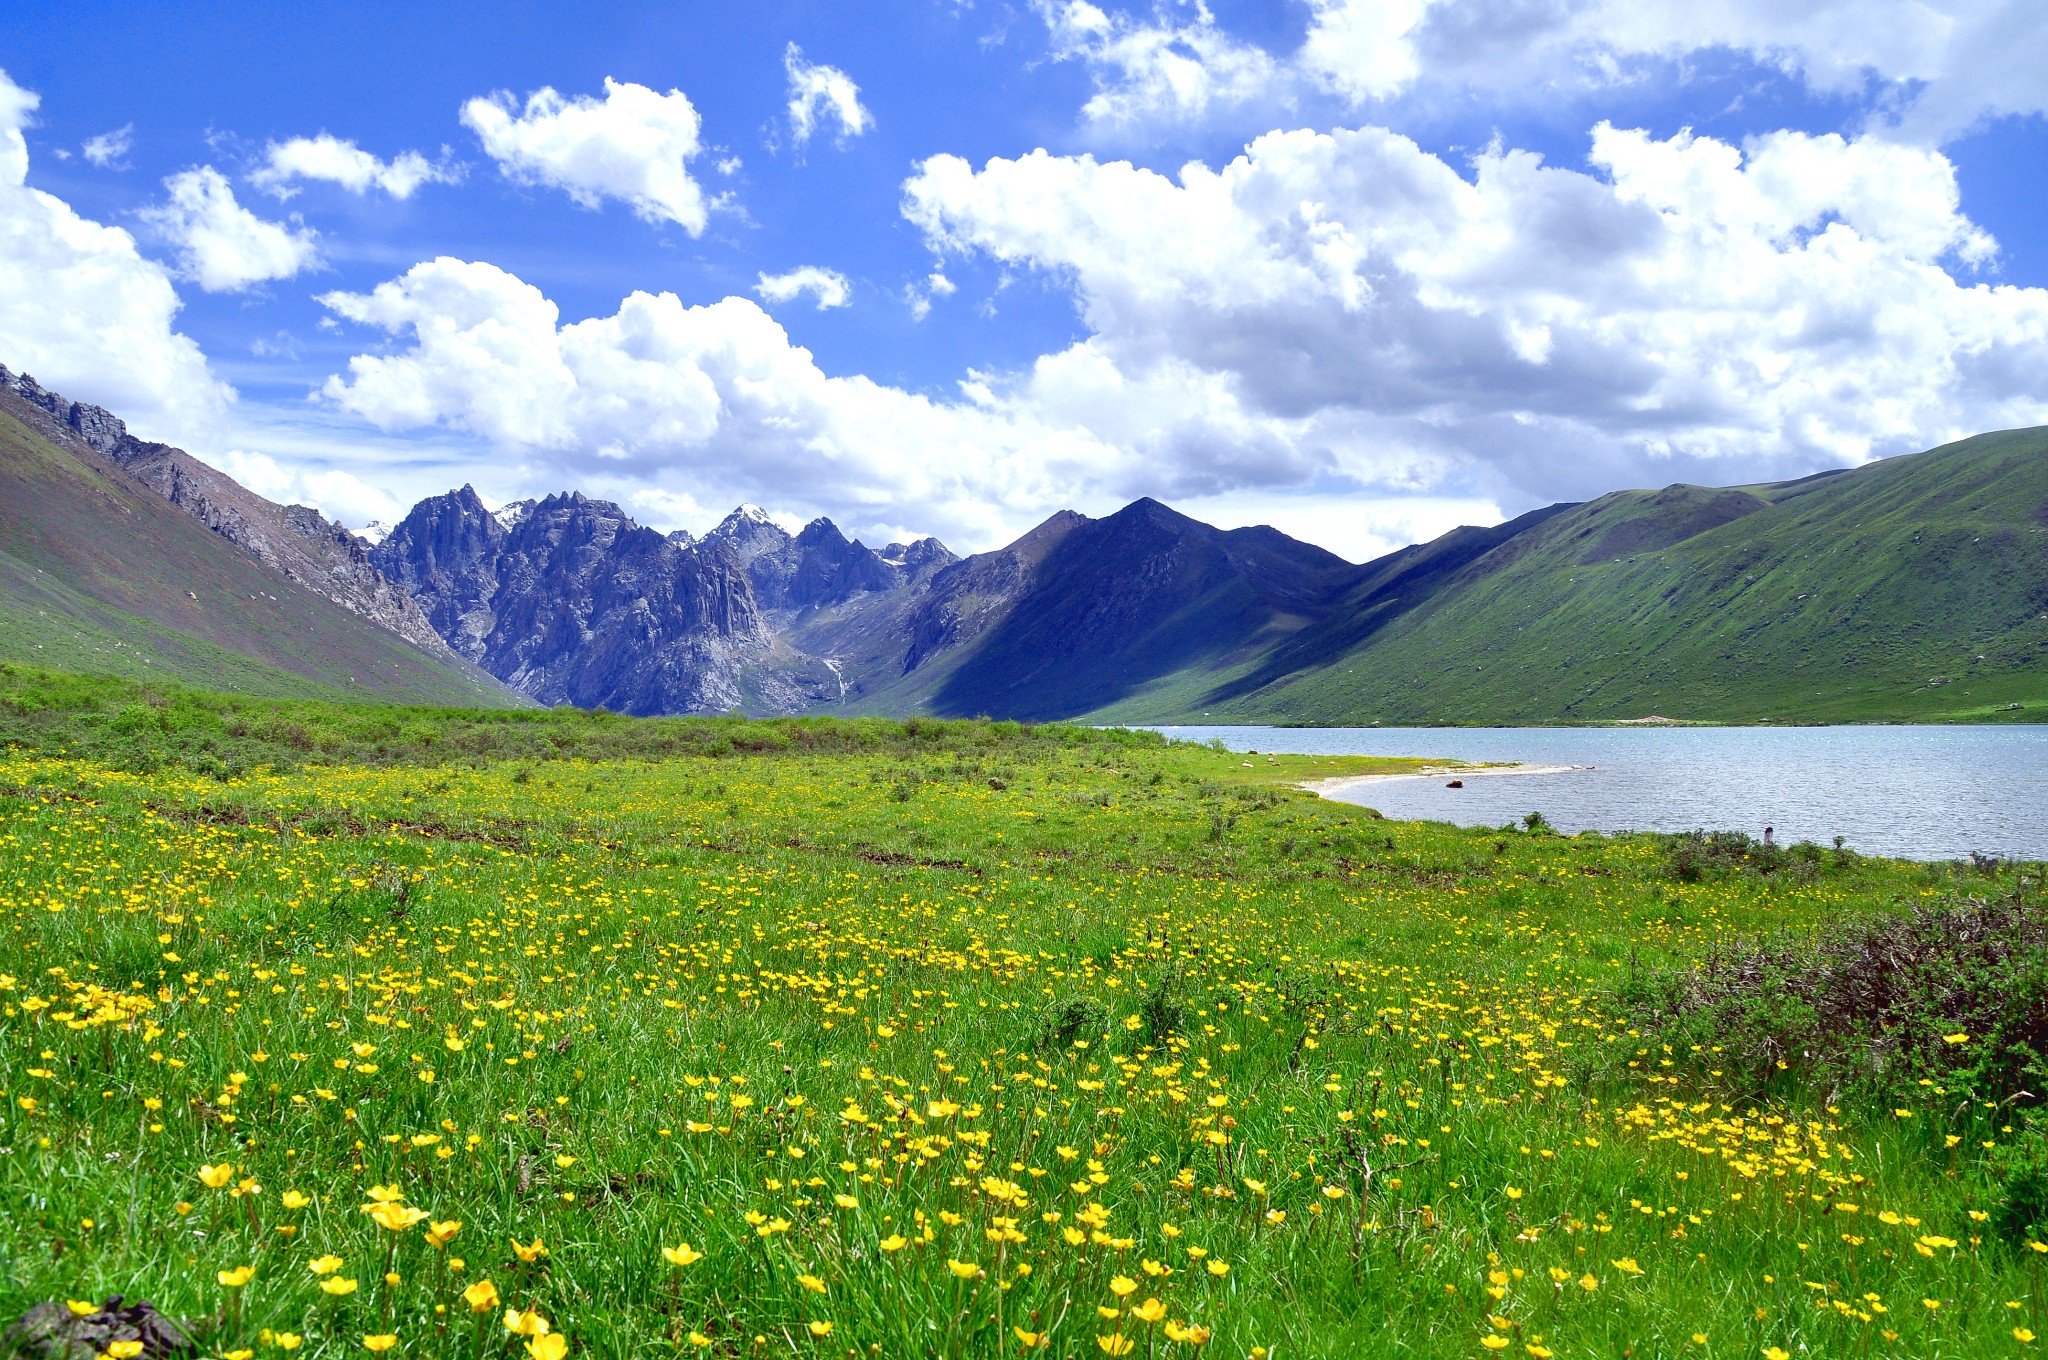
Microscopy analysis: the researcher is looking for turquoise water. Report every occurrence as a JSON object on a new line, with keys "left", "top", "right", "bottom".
{"left": 1149, "top": 725, "right": 2048, "bottom": 861}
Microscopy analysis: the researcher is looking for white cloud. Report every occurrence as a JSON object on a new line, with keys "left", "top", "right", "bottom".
{"left": 784, "top": 45, "right": 874, "bottom": 145}
{"left": 80, "top": 124, "right": 133, "bottom": 168}
{"left": 1036, "top": 0, "right": 1281, "bottom": 131}
{"left": 0, "top": 69, "right": 230, "bottom": 439}
{"left": 907, "top": 271, "right": 958, "bottom": 320}
{"left": 312, "top": 256, "right": 1156, "bottom": 549}
{"left": 213, "top": 449, "right": 402, "bottom": 527}
{"left": 251, "top": 134, "right": 460, "bottom": 199}
{"left": 461, "top": 77, "right": 709, "bottom": 231}
{"left": 756, "top": 266, "right": 852, "bottom": 309}
{"left": 1295, "top": 0, "right": 1432, "bottom": 104}
{"left": 1178, "top": 488, "right": 1505, "bottom": 563}
{"left": 1042, "top": 0, "right": 2048, "bottom": 143}
{"left": 139, "top": 167, "right": 321, "bottom": 293}
{"left": 308, "top": 115, "right": 2048, "bottom": 554}
{"left": 902, "top": 121, "right": 2048, "bottom": 508}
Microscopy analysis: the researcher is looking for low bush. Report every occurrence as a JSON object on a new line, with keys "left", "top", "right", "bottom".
{"left": 1659, "top": 828, "right": 1839, "bottom": 882}
{"left": 1614, "top": 894, "right": 2048, "bottom": 1107}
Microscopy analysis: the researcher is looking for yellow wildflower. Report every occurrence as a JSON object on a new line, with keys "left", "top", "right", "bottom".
{"left": 364, "top": 1203, "right": 430, "bottom": 1232}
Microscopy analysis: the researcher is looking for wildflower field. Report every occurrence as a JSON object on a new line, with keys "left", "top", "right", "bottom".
{"left": 1, "top": 670, "right": 2044, "bottom": 1359}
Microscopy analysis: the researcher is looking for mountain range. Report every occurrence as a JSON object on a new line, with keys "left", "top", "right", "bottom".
{"left": 2, "top": 363, "right": 2041, "bottom": 723}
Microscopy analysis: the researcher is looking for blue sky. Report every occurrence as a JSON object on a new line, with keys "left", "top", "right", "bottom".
{"left": 3, "top": 1, "right": 2046, "bottom": 559}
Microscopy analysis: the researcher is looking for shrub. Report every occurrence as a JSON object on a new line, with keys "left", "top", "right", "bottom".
{"left": 1033, "top": 997, "right": 1107, "bottom": 1051}
{"left": 1659, "top": 830, "right": 1836, "bottom": 882}
{"left": 1614, "top": 895, "right": 2048, "bottom": 1106}
{"left": 1991, "top": 1131, "right": 2048, "bottom": 1246}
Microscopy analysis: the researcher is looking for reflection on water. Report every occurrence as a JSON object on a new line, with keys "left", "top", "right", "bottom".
{"left": 1148, "top": 725, "right": 2048, "bottom": 862}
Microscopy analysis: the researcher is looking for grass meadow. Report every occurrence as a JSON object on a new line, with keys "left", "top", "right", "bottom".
{"left": 0, "top": 672, "right": 2043, "bottom": 1359}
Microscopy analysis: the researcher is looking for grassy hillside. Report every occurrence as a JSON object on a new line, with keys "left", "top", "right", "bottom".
{"left": 1144, "top": 428, "right": 2048, "bottom": 724}
{"left": 0, "top": 400, "right": 521, "bottom": 708}
{"left": 1, "top": 681, "right": 2042, "bottom": 1357}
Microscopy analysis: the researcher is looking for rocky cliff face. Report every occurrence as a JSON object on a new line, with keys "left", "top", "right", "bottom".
{"left": 700, "top": 506, "right": 901, "bottom": 611}
{"left": 0, "top": 364, "right": 457, "bottom": 661}
{"left": 369, "top": 485, "right": 509, "bottom": 657}
{"left": 898, "top": 511, "right": 1082, "bottom": 674}
{"left": 376, "top": 490, "right": 817, "bottom": 715}
{"left": 377, "top": 490, "right": 970, "bottom": 714}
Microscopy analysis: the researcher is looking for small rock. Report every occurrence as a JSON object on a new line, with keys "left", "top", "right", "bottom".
{"left": 5, "top": 1296, "right": 197, "bottom": 1360}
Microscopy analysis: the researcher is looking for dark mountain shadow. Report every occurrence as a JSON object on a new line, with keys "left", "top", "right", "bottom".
{"left": 930, "top": 498, "right": 1362, "bottom": 720}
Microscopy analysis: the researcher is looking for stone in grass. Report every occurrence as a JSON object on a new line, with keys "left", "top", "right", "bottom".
{"left": 4, "top": 1296, "right": 196, "bottom": 1360}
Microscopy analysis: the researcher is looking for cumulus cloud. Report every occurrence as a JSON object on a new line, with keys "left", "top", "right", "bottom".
{"left": 310, "top": 256, "right": 1167, "bottom": 548}
{"left": 1036, "top": 0, "right": 1282, "bottom": 130}
{"left": 461, "top": 77, "right": 709, "bottom": 231}
{"left": 1044, "top": 0, "right": 2048, "bottom": 142}
{"left": 755, "top": 266, "right": 851, "bottom": 309}
{"left": 139, "top": 167, "right": 321, "bottom": 293}
{"left": 80, "top": 123, "right": 133, "bottom": 168}
{"left": 252, "top": 134, "right": 461, "bottom": 199}
{"left": 784, "top": 45, "right": 873, "bottom": 145}
{"left": 304, "top": 114, "right": 2048, "bottom": 553}
{"left": 902, "top": 121, "right": 2048, "bottom": 507}
{"left": 0, "top": 70, "right": 229, "bottom": 438}
{"left": 214, "top": 449, "right": 403, "bottom": 528}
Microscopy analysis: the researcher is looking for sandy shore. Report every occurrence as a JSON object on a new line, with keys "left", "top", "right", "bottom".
{"left": 1301, "top": 763, "right": 1584, "bottom": 798}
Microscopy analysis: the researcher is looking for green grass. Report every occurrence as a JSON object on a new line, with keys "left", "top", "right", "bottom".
{"left": 1, "top": 670, "right": 2044, "bottom": 1357}
{"left": 0, "top": 553, "right": 382, "bottom": 703}
{"left": 0, "top": 665, "right": 1431, "bottom": 783}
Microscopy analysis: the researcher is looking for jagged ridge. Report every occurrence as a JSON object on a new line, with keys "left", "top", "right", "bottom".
{"left": 0, "top": 365, "right": 454, "bottom": 660}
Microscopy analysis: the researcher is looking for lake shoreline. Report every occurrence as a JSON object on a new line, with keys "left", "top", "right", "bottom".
{"left": 1155, "top": 723, "right": 2048, "bottom": 858}
{"left": 1302, "top": 762, "right": 1584, "bottom": 797}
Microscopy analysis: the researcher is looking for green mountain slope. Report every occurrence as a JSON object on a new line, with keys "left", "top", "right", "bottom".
{"left": 1122, "top": 427, "right": 2048, "bottom": 724}
{"left": 0, "top": 395, "right": 522, "bottom": 706}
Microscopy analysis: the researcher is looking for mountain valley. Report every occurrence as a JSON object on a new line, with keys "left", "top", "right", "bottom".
{"left": 4, "top": 362, "right": 2041, "bottom": 724}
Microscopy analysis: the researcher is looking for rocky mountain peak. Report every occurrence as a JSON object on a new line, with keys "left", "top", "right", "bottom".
{"left": 878, "top": 536, "right": 957, "bottom": 571}
{"left": 796, "top": 517, "right": 851, "bottom": 549}
{"left": 0, "top": 364, "right": 130, "bottom": 456}
{"left": 706, "top": 503, "right": 794, "bottom": 563}
{"left": 493, "top": 498, "right": 537, "bottom": 533}
{"left": 377, "top": 484, "right": 795, "bottom": 714}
